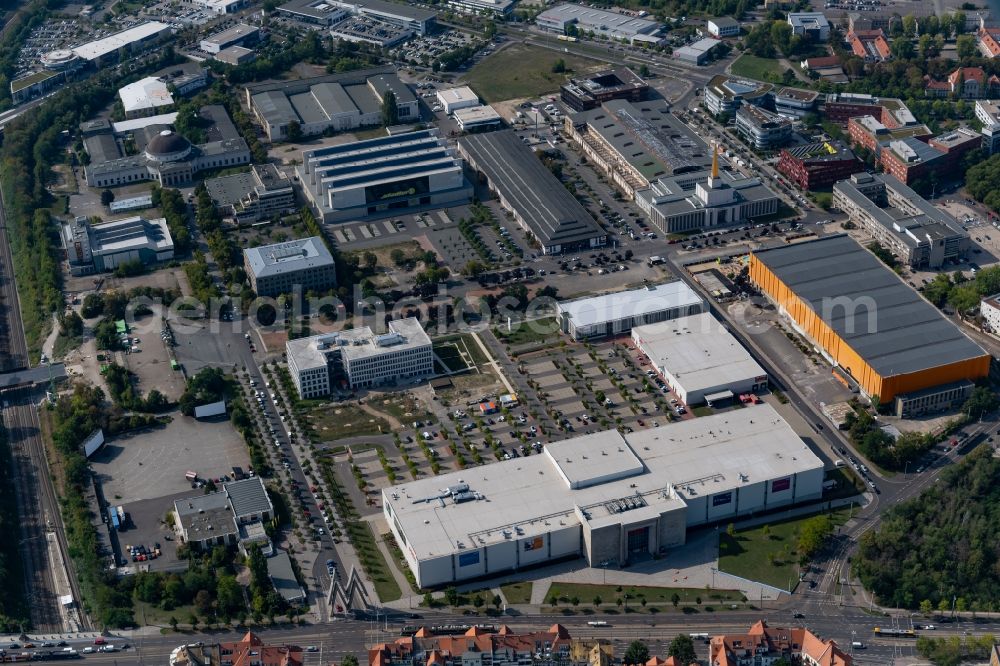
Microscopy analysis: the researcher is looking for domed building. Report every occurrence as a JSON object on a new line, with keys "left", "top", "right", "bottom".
{"left": 40, "top": 49, "right": 81, "bottom": 71}
{"left": 83, "top": 105, "right": 251, "bottom": 188}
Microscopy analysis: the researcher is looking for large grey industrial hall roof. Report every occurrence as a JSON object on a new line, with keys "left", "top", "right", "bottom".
{"left": 752, "top": 234, "right": 987, "bottom": 377}
{"left": 459, "top": 130, "right": 603, "bottom": 247}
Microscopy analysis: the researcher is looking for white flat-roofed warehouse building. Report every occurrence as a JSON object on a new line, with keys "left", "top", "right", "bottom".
{"left": 71, "top": 22, "right": 172, "bottom": 66}
{"left": 286, "top": 317, "right": 433, "bottom": 396}
{"left": 244, "top": 236, "right": 337, "bottom": 297}
{"left": 453, "top": 105, "right": 502, "bottom": 132}
{"left": 674, "top": 38, "right": 721, "bottom": 65}
{"left": 200, "top": 23, "right": 260, "bottom": 54}
{"left": 557, "top": 282, "right": 705, "bottom": 340}
{"left": 536, "top": 3, "right": 664, "bottom": 45}
{"left": 631, "top": 313, "right": 768, "bottom": 405}
{"left": 297, "top": 129, "right": 472, "bottom": 223}
{"left": 436, "top": 86, "right": 479, "bottom": 114}
{"left": 119, "top": 77, "right": 174, "bottom": 119}
{"left": 384, "top": 404, "right": 824, "bottom": 588}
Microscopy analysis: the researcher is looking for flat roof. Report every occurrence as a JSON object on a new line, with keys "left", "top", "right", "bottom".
{"left": 267, "top": 550, "right": 304, "bottom": 601}
{"left": 633, "top": 313, "right": 766, "bottom": 394}
{"left": 112, "top": 111, "right": 179, "bottom": 134}
{"left": 202, "top": 22, "right": 258, "bottom": 47}
{"left": 706, "top": 74, "right": 773, "bottom": 102}
{"left": 90, "top": 216, "right": 173, "bottom": 255}
{"left": 752, "top": 234, "right": 988, "bottom": 377}
{"left": 384, "top": 403, "right": 821, "bottom": 561}
{"left": 458, "top": 130, "right": 604, "bottom": 248}
{"left": 710, "top": 16, "right": 739, "bottom": 27}
{"left": 288, "top": 317, "right": 430, "bottom": 366}
{"left": 10, "top": 70, "right": 59, "bottom": 92}
{"left": 118, "top": 76, "right": 174, "bottom": 114}
{"left": 782, "top": 140, "right": 856, "bottom": 163}
{"left": 72, "top": 21, "right": 170, "bottom": 61}
{"left": 437, "top": 86, "right": 478, "bottom": 105}
{"left": 244, "top": 236, "right": 334, "bottom": 279}
{"left": 453, "top": 105, "right": 501, "bottom": 126}
{"left": 355, "top": 0, "right": 437, "bottom": 21}
{"left": 557, "top": 281, "right": 704, "bottom": 328}
{"left": 538, "top": 3, "right": 660, "bottom": 37}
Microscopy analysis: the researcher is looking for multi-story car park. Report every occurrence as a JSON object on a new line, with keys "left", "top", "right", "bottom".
{"left": 776, "top": 141, "right": 861, "bottom": 191}
{"left": 831, "top": 172, "right": 970, "bottom": 269}
{"left": 458, "top": 130, "right": 607, "bottom": 255}
{"left": 286, "top": 317, "right": 433, "bottom": 396}
{"left": 749, "top": 234, "right": 990, "bottom": 415}
{"left": 204, "top": 163, "right": 296, "bottom": 224}
{"left": 383, "top": 404, "right": 824, "bottom": 588}
{"left": 556, "top": 281, "right": 705, "bottom": 341}
{"left": 297, "top": 129, "right": 472, "bottom": 223}
{"left": 734, "top": 105, "right": 792, "bottom": 150}
{"left": 243, "top": 236, "right": 337, "bottom": 297}
{"left": 631, "top": 312, "right": 768, "bottom": 406}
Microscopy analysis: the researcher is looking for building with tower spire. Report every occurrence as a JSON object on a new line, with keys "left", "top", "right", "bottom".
{"left": 635, "top": 142, "right": 779, "bottom": 233}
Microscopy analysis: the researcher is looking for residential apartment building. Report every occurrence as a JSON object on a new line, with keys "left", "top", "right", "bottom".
{"left": 285, "top": 318, "right": 433, "bottom": 396}
{"left": 243, "top": 236, "right": 337, "bottom": 297}
{"left": 169, "top": 631, "right": 303, "bottom": 666}
{"left": 369, "top": 624, "right": 575, "bottom": 666}
{"left": 710, "top": 621, "right": 851, "bottom": 666}
{"left": 981, "top": 293, "right": 1000, "bottom": 335}
{"left": 735, "top": 104, "right": 792, "bottom": 150}
{"left": 832, "top": 172, "right": 970, "bottom": 269}
{"left": 776, "top": 141, "right": 861, "bottom": 191}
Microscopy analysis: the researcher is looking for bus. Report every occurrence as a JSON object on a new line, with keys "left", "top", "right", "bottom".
{"left": 873, "top": 627, "right": 917, "bottom": 638}
{"left": 689, "top": 633, "right": 710, "bottom": 643}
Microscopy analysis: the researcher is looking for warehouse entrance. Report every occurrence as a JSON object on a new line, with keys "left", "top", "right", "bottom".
{"left": 626, "top": 526, "right": 650, "bottom": 557}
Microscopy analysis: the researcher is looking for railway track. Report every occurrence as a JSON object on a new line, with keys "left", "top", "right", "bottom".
{"left": 2, "top": 393, "right": 61, "bottom": 631}
{"left": 0, "top": 202, "right": 27, "bottom": 372}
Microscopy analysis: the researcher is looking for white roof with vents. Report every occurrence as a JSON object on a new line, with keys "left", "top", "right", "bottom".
{"left": 383, "top": 403, "right": 821, "bottom": 560}
{"left": 631, "top": 312, "right": 766, "bottom": 399}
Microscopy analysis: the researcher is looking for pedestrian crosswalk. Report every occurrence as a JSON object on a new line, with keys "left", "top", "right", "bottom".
{"left": 329, "top": 212, "right": 453, "bottom": 245}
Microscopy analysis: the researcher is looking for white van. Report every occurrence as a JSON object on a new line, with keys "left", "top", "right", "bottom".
{"left": 851, "top": 641, "right": 865, "bottom": 649}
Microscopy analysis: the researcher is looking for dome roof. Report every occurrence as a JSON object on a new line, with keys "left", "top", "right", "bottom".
{"left": 146, "top": 129, "right": 191, "bottom": 158}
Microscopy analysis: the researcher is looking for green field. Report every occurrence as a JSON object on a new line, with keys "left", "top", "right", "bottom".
{"left": 494, "top": 316, "right": 560, "bottom": 346}
{"left": 464, "top": 44, "right": 608, "bottom": 102}
{"left": 434, "top": 341, "right": 473, "bottom": 373}
{"left": 307, "top": 404, "right": 391, "bottom": 440}
{"left": 729, "top": 54, "right": 787, "bottom": 83}
{"left": 501, "top": 581, "right": 533, "bottom": 604}
{"left": 718, "top": 507, "right": 855, "bottom": 590}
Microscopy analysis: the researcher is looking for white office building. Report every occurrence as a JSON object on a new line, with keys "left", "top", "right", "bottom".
{"left": 707, "top": 17, "right": 740, "bottom": 38}
{"left": 557, "top": 282, "right": 705, "bottom": 341}
{"left": 384, "top": 404, "right": 825, "bottom": 588}
{"left": 631, "top": 313, "right": 768, "bottom": 406}
{"left": 975, "top": 99, "right": 1000, "bottom": 154}
{"left": 286, "top": 317, "right": 433, "bottom": 396}
{"left": 436, "top": 86, "right": 479, "bottom": 114}
{"left": 118, "top": 77, "right": 174, "bottom": 119}
{"left": 787, "top": 12, "right": 830, "bottom": 41}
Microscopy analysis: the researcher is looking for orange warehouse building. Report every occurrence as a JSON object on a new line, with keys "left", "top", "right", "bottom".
{"left": 749, "top": 235, "right": 990, "bottom": 414}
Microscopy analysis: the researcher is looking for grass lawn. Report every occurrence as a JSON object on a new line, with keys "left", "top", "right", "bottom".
{"left": 372, "top": 394, "right": 437, "bottom": 425}
{"left": 436, "top": 333, "right": 490, "bottom": 366}
{"left": 307, "top": 404, "right": 391, "bottom": 440}
{"left": 692, "top": 406, "right": 714, "bottom": 417}
{"left": 494, "top": 316, "right": 561, "bottom": 346}
{"left": 434, "top": 340, "right": 473, "bottom": 373}
{"left": 134, "top": 600, "right": 198, "bottom": 628}
{"left": 501, "top": 581, "right": 533, "bottom": 604}
{"left": 543, "top": 582, "right": 744, "bottom": 613}
{"left": 718, "top": 506, "right": 856, "bottom": 591}
{"left": 729, "top": 54, "right": 787, "bottom": 83}
{"left": 464, "top": 44, "right": 607, "bottom": 102}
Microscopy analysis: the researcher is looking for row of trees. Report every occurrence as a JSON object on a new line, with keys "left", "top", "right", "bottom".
{"left": 922, "top": 265, "right": 1000, "bottom": 314}
{"left": 133, "top": 547, "right": 245, "bottom": 622}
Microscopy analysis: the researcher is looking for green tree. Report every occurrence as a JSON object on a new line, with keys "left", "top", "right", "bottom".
{"left": 593, "top": 594, "right": 603, "bottom": 609}
{"left": 671, "top": 593, "right": 680, "bottom": 608}
{"left": 902, "top": 14, "right": 917, "bottom": 36}
{"left": 492, "top": 593, "right": 502, "bottom": 611}
{"left": 623, "top": 640, "right": 649, "bottom": 665}
{"left": 668, "top": 634, "right": 697, "bottom": 664}
{"left": 552, "top": 58, "right": 566, "bottom": 73}
{"left": 381, "top": 89, "right": 399, "bottom": 126}
{"left": 957, "top": 34, "right": 978, "bottom": 59}
{"left": 101, "top": 189, "right": 115, "bottom": 206}
{"left": 891, "top": 38, "right": 914, "bottom": 59}
{"left": 342, "top": 655, "right": 360, "bottom": 666}
{"left": 169, "top": 616, "right": 179, "bottom": 631}
{"left": 920, "top": 599, "right": 934, "bottom": 615}
{"left": 286, "top": 120, "right": 303, "bottom": 142}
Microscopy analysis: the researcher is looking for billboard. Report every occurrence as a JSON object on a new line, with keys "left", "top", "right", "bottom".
{"left": 365, "top": 175, "right": 430, "bottom": 204}
{"left": 712, "top": 492, "right": 732, "bottom": 506}
{"left": 458, "top": 551, "right": 480, "bottom": 567}
{"left": 83, "top": 429, "right": 105, "bottom": 458}
{"left": 523, "top": 536, "right": 544, "bottom": 551}
{"left": 772, "top": 478, "right": 791, "bottom": 493}
{"left": 194, "top": 400, "right": 226, "bottom": 419}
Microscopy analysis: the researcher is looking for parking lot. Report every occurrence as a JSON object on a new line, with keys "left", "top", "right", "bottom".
{"left": 91, "top": 412, "right": 251, "bottom": 506}
{"left": 119, "top": 308, "right": 186, "bottom": 401}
